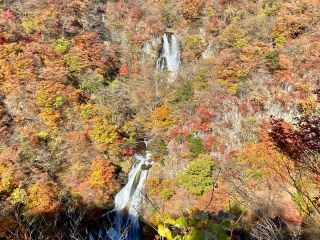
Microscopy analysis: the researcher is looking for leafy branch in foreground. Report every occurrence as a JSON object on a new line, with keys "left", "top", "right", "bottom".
{"left": 157, "top": 210, "right": 231, "bottom": 240}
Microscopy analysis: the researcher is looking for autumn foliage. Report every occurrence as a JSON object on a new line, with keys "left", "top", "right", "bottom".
{"left": 0, "top": 0, "right": 320, "bottom": 238}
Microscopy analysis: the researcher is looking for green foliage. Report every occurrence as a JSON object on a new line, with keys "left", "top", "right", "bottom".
{"left": 265, "top": 50, "right": 280, "bottom": 72}
{"left": 63, "top": 54, "right": 85, "bottom": 73}
{"left": 178, "top": 154, "right": 215, "bottom": 195}
{"left": 19, "top": 137, "right": 35, "bottom": 162}
{"left": 273, "top": 35, "right": 286, "bottom": 47}
{"left": 53, "top": 96, "right": 64, "bottom": 109}
{"left": 160, "top": 188, "right": 175, "bottom": 200}
{"left": 54, "top": 37, "right": 70, "bottom": 53}
{"left": 188, "top": 135, "right": 204, "bottom": 156}
{"left": 262, "top": 0, "right": 282, "bottom": 16}
{"left": 37, "top": 130, "right": 49, "bottom": 141}
{"left": 150, "top": 138, "right": 168, "bottom": 162}
{"left": 292, "top": 191, "right": 313, "bottom": 214}
{"left": 80, "top": 72, "right": 105, "bottom": 94}
{"left": 157, "top": 211, "right": 231, "bottom": 240}
{"left": 48, "top": 135, "right": 62, "bottom": 149}
{"left": 174, "top": 81, "right": 193, "bottom": 103}
{"left": 10, "top": 188, "right": 27, "bottom": 204}
{"left": 158, "top": 224, "right": 173, "bottom": 240}
{"left": 21, "top": 17, "right": 36, "bottom": 34}
{"left": 246, "top": 115, "right": 257, "bottom": 123}
{"left": 0, "top": 169, "right": 14, "bottom": 193}
{"left": 192, "top": 68, "right": 209, "bottom": 89}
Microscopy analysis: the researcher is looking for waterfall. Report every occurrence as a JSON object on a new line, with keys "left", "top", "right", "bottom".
{"left": 104, "top": 152, "right": 152, "bottom": 240}
{"left": 156, "top": 32, "right": 181, "bottom": 82}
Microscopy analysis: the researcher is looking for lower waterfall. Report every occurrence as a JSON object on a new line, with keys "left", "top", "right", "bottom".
{"left": 89, "top": 152, "right": 152, "bottom": 240}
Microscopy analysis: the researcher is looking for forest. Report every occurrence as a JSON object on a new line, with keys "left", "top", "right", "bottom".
{"left": 0, "top": 0, "right": 320, "bottom": 239}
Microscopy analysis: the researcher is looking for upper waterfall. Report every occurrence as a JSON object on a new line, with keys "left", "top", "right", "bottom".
{"left": 156, "top": 32, "right": 181, "bottom": 82}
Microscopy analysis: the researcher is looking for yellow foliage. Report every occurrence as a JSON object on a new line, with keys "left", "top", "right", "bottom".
{"left": 0, "top": 43, "right": 35, "bottom": 87}
{"left": 299, "top": 96, "right": 317, "bottom": 116}
{"left": 89, "top": 119, "right": 118, "bottom": 145}
{"left": 0, "top": 163, "right": 14, "bottom": 192}
{"left": 88, "top": 157, "right": 117, "bottom": 187}
{"left": 79, "top": 103, "right": 99, "bottom": 119}
{"left": 39, "top": 107, "right": 61, "bottom": 129}
{"left": 22, "top": 16, "right": 37, "bottom": 34}
{"left": 219, "top": 22, "right": 248, "bottom": 49}
{"left": 26, "top": 182, "right": 59, "bottom": 214}
{"left": 73, "top": 157, "right": 119, "bottom": 207}
{"left": 153, "top": 104, "right": 173, "bottom": 127}
{"left": 184, "top": 35, "right": 207, "bottom": 61}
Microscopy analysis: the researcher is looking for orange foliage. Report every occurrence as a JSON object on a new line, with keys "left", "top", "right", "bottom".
{"left": 180, "top": 0, "right": 205, "bottom": 20}
{"left": 26, "top": 181, "right": 59, "bottom": 214}
{"left": 197, "top": 185, "right": 230, "bottom": 213}
{"left": 73, "top": 157, "right": 119, "bottom": 207}
{"left": 274, "top": 0, "right": 320, "bottom": 39}
{"left": 236, "top": 123, "right": 292, "bottom": 186}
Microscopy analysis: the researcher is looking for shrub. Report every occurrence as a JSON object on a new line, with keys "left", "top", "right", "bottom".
{"left": 193, "top": 68, "right": 210, "bottom": 89}
{"left": 219, "top": 22, "right": 248, "bottom": 49}
{"left": 265, "top": 50, "right": 280, "bottom": 72}
{"left": 160, "top": 188, "right": 175, "bottom": 200}
{"left": 157, "top": 210, "right": 231, "bottom": 240}
{"left": 188, "top": 135, "right": 204, "bottom": 156}
{"left": 0, "top": 165, "right": 14, "bottom": 193}
{"left": 180, "top": 0, "right": 205, "bottom": 21}
{"left": 54, "top": 37, "right": 70, "bottom": 53}
{"left": 262, "top": 0, "right": 282, "bottom": 16}
{"left": 299, "top": 96, "right": 317, "bottom": 116}
{"left": 35, "top": 85, "right": 67, "bottom": 109}
{"left": 48, "top": 135, "right": 62, "bottom": 149}
{"left": 37, "top": 130, "right": 49, "bottom": 141}
{"left": 178, "top": 154, "right": 215, "bottom": 195}
{"left": 80, "top": 72, "right": 105, "bottom": 94}
{"left": 184, "top": 35, "right": 207, "bottom": 60}
{"left": 63, "top": 54, "right": 85, "bottom": 73}
{"left": 89, "top": 120, "right": 118, "bottom": 145}
{"left": 150, "top": 138, "right": 168, "bottom": 162}
{"left": 26, "top": 181, "right": 59, "bottom": 214}
{"left": 10, "top": 188, "right": 26, "bottom": 204}
{"left": 174, "top": 81, "right": 193, "bottom": 103}
{"left": 21, "top": 17, "right": 36, "bottom": 34}
{"left": 53, "top": 96, "right": 64, "bottom": 109}
{"left": 38, "top": 108, "right": 61, "bottom": 129}
{"left": 273, "top": 35, "right": 286, "bottom": 47}
{"left": 146, "top": 175, "right": 176, "bottom": 200}
{"left": 153, "top": 104, "right": 173, "bottom": 127}
{"left": 79, "top": 103, "right": 98, "bottom": 119}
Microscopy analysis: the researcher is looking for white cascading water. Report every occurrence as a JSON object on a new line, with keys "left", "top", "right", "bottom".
{"left": 156, "top": 33, "right": 181, "bottom": 82}
{"left": 106, "top": 152, "right": 152, "bottom": 240}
